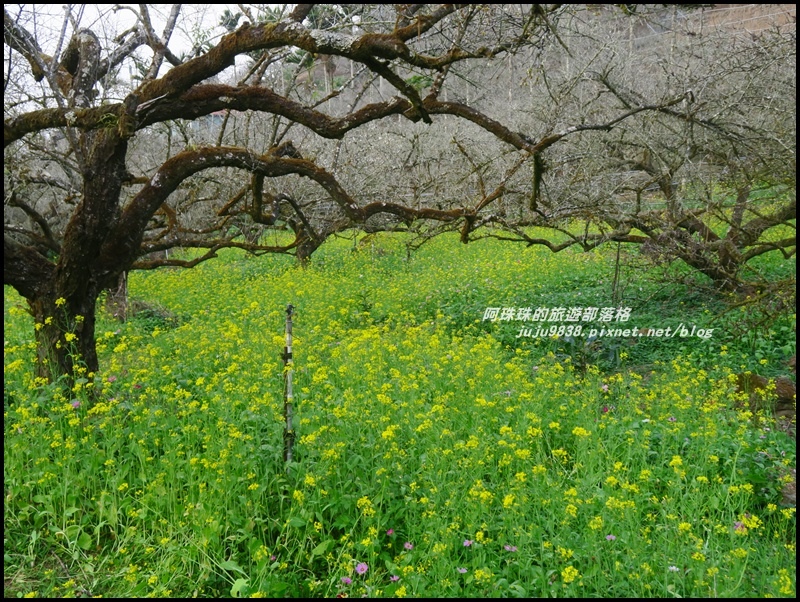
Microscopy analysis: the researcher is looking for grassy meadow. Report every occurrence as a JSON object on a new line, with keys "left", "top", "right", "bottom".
{"left": 4, "top": 233, "right": 796, "bottom": 598}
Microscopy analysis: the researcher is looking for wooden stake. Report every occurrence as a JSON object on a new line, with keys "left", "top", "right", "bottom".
{"left": 283, "top": 304, "right": 295, "bottom": 469}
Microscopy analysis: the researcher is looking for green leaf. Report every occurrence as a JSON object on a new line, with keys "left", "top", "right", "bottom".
{"left": 220, "top": 559, "right": 246, "bottom": 574}
{"left": 310, "top": 539, "right": 332, "bottom": 557}
{"left": 65, "top": 524, "right": 81, "bottom": 540}
{"left": 333, "top": 515, "right": 351, "bottom": 529}
{"left": 288, "top": 516, "right": 306, "bottom": 528}
{"left": 230, "top": 577, "right": 249, "bottom": 597}
{"left": 77, "top": 531, "right": 93, "bottom": 550}
{"left": 247, "top": 538, "right": 265, "bottom": 555}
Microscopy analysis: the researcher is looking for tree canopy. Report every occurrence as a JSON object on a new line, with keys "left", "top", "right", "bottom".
{"left": 4, "top": 4, "right": 796, "bottom": 381}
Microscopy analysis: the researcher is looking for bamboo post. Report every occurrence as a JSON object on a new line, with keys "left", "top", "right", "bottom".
{"left": 283, "top": 304, "right": 295, "bottom": 469}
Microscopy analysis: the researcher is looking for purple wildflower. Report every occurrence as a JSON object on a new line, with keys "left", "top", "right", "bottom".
{"left": 605, "top": 534, "right": 617, "bottom": 541}
{"left": 404, "top": 542, "right": 413, "bottom": 550}
{"left": 355, "top": 562, "right": 369, "bottom": 575}
{"left": 341, "top": 577, "right": 352, "bottom": 585}
{"left": 390, "top": 576, "right": 400, "bottom": 582}
{"left": 463, "top": 539, "right": 473, "bottom": 547}
{"left": 457, "top": 568, "right": 468, "bottom": 574}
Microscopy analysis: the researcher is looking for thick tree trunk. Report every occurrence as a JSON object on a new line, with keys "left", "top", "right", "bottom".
{"left": 28, "top": 289, "right": 100, "bottom": 383}
{"left": 296, "top": 237, "right": 321, "bottom": 267}
{"left": 25, "top": 126, "right": 130, "bottom": 383}
{"left": 105, "top": 272, "right": 129, "bottom": 321}
{"left": 678, "top": 250, "right": 742, "bottom": 293}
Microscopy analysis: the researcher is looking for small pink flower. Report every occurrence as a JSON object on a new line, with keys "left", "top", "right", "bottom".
{"left": 601, "top": 384, "right": 609, "bottom": 393}
{"left": 355, "top": 562, "right": 368, "bottom": 575}
{"left": 107, "top": 375, "right": 117, "bottom": 383}
{"left": 386, "top": 529, "right": 394, "bottom": 536}
{"left": 390, "top": 575, "right": 400, "bottom": 582}
{"left": 457, "top": 567, "right": 468, "bottom": 573}
{"left": 404, "top": 542, "right": 413, "bottom": 550}
{"left": 463, "top": 539, "right": 473, "bottom": 547}
{"left": 71, "top": 400, "right": 81, "bottom": 409}
{"left": 341, "top": 576, "right": 352, "bottom": 585}
{"left": 504, "top": 544, "right": 517, "bottom": 552}
{"left": 606, "top": 534, "right": 617, "bottom": 541}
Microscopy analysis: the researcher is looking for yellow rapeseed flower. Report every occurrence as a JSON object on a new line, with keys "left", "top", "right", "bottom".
{"left": 776, "top": 568, "right": 793, "bottom": 595}
{"left": 562, "top": 565, "right": 580, "bottom": 584}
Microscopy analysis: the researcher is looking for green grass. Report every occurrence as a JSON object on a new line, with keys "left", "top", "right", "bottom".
{"left": 4, "top": 233, "right": 796, "bottom": 598}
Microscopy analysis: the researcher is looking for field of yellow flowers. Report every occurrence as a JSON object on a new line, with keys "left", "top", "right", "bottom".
{"left": 4, "top": 233, "right": 796, "bottom": 598}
